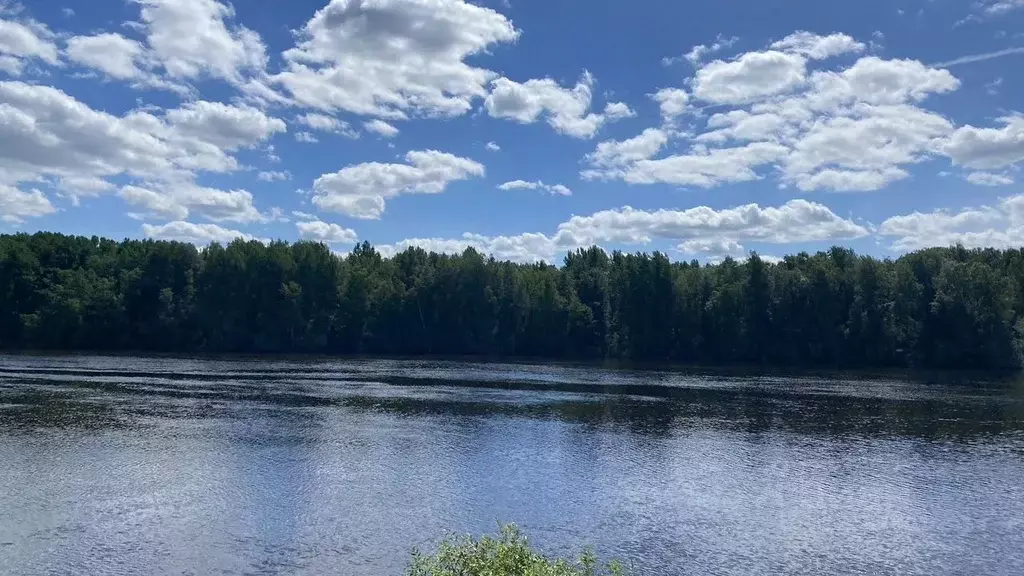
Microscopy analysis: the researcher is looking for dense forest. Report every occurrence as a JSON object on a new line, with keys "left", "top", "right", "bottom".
{"left": 2, "top": 232, "right": 1024, "bottom": 370}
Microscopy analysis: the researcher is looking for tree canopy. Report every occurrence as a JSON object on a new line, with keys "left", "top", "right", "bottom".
{"left": 3, "top": 232, "right": 1024, "bottom": 370}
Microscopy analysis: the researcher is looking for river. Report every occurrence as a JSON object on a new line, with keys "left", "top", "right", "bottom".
{"left": 1, "top": 355, "right": 1023, "bottom": 575}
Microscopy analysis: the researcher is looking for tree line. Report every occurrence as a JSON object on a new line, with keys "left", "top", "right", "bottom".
{"left": 2, "top": 232, "right": 1024, "bottom": 370}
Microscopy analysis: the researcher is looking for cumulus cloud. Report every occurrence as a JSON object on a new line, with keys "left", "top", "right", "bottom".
{"left": 364, "top": 119, "right": 399, "bottom": 138}
{"left": 692, "top": 50, "right": 808, "bottom": 105}
{"left": 586, "top": 141, "right": 789, "bottom": 187}
{"left": 652, "top": 88, "right": 690, "bottom": 122}
{"left": 378, "top": 232, "right": 562, "bottom": 263}
{"left": 485, "top": 71, "right": 635, "bottom": 138}
{"left": 296, "top": 219, "right": 358, "bottom": 244}
{"left": 66, "top": 33, "right": 144, "bottom": 76}
{"left": 55, "top": 176, "right": 116, "bottom": 205}
{"left": 940, "top": 115, "right": 1024, "bottom": 170}
{"left": 133, "top": 0, "right": 267, "bottom": 83}
{"left": 295, "top": 112, "right": 358, "bottom": 138}
{"left": 0, "top": 81, "right": 285, "bottom": 224}
{"left": 663, "top": 34, "right": 737, "bottom": 67}
{"left": 0, "top": 185, "right": 55, "bottom": 223}
{"left": 380, "top": 199, "right": 867, "bottom": 263}
{"left": 141, "top": 220, "right": 260, "bottom": 245}
{"left": 783, "top": 103, "right": 953, "bottom": 190}
{"left": 119, "top": 183, "right": 265, "bottom": 223}
{"left": 165, "top": 100, "right": 286, "bottom": 150}
{"left": 295, "top": 131, "right": 319, "bottom": 143}
{"left": 769, "top": 31, "right": 864, "bottom": 60}
{"left": 485, "top": 141, "right": 501, "bottom": 151}
{"left": 0, "top": 81, "right": 283, "bottom": 183}
{"left": 257, "top": 170, "right": 291, "bottom": 182}
{"left": 879, "top": 195, "right": 1024, "bottom": 251}
{"left": 556, "top": 199, "right": 868, "bottom": 246}
{"left": 64, "top": 32, "right": 190, "bottom": 94}
{"left": 119, "top": 185, "right": 189, "bottom": 220}
{"left": 589, "top": 33, "right": 971, "bottom": 193}
{"left": 827, "top": 57, "right": 960, "bottom": 105}
{"left": 678, "top": 238, "right": 746, "bottom": 260}
{"left": 498, "top": 180, "right": 572, "bottom": 196}
{"left": 312, "top": 150, "right": 485, "bottom": 219}
{"left": 582, "top": 128, "right": 668, "bottom": 175}
{"left": 965, "top": 172, "right": 1014, "bottom": 186}
{"left": 695, "top": 109, "right": 793, "bottom": 144}
{"left": 274, "top": 0, "right": 518, "bottom": 118}
{"left": 0, "top": 16, "right": 58, "bottom": 75}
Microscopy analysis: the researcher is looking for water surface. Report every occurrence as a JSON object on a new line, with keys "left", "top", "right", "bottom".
{"left": 2, "top": 355, "right": 1023, "bottom": 575}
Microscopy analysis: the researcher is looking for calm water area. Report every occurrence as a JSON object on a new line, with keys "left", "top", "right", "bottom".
{"left": 2, "top": 354, "right": 1023, "bottom": 575}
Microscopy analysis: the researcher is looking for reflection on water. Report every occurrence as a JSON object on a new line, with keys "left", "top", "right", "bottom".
{"left": 1, "top": 355, "right": 1023, "bottom": 575}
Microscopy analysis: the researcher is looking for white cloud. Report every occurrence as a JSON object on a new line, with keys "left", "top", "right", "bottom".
{"left": 485, "top": 141, "right": 501, "bottom": 151}
{"left": 498, "top": 180, "right": 572, "bottom": 196}
{"left": 0, "top": 17, "right": 58, "bottom": 75}
{"left": 296, "top": 219, "right": 358, "bottom": 244}
{"left": 792, "top": 167, "right": 910, "bottom": 192}
{"left": 678, "top": 238, "right": 745, "bottom": 259}
{"left": 829, "top": 57, "right": 960, "bottom": 105}
{"left": 587, "top": 141, "right": 789, "bottom": 187}
{"left": 0, "top": 81, "right": 286, "bottom": 201}
{"left": 878, "top": 196, "right": 1024, "bottom": 251}
{"left": 141, "top": 220, "right": 259, "bottom": 245}
{"left": 695, "top": 110, "right": 792, "bottom": 144}
{"left": 65, "top": 32, "right": 195, "bottom": 94}
{"left": 55, "top": 175, "right": 115, "bottom": 205}
{"left": 119, "top": 185, "right": 189, "bottom": 220}
{"left": 65, "top": 33, "right": 146, "bottom": 80}
{"left": 769, "top": 31, "right": 864, "bottom": 60}
{"left": 932, "top": 47, "right": 1024, "bottom": 67}
{"left": 257, "top": 170, "right": 291, "bottom": 182}
{"left": 665, "top": 34, "right": 738, "bottom": 67}
{"left": 597, "top": 35, "right": 965, "bottom": 193}
{"left": 652, "top": 88, "right": 690, "bottom": 122}
{"left": 274, "top": 0, "right": 518, "bottom": 118}
{"left": 0, "top": 54, "right": 21, "bottom": 75}
{"left": 692, "top": 50, "right": 807, "bottom": 105}
{"left": 296, "top": 112, "right": 338, "bottom": 131}
{"left": 296, "top": 112, "right": 358, "bottom": 138}
{"left": 312, "top": 150, "right": 485, "bottom": 219}
{"left": 485, "top": 72, "right": 635, "bottom": 138}
{"left": 0, "top": 82, "right": 200, "bottom": 181}
{"left": 980, "top": 0, "right": 1024, "bottom": 15}
{"left": 378, "top": 232, "right": 562, "bottom": 263}
{"left": 165, "top": 100, "right": 286, "bottom": 150}
{"left": 378, "top": 199, "right": 868, "bottom": 263}
{"left": 582, "top": 128, "right": 668, "bottom": 174}
{"left": 783, "top": 103, "right": 953, "bottom": 190}
{"left": 0, "top": 185, "right": 55, "bottom": 223}
{"left": 940, "top": 115, "right": 1024, "bottom": 170}
{"left": 119, "top": 183, "right": 264, "bottom": 223}
{"left": 364, "top": 119, "right": 399, "bottom": 138}
{"left": 965, "top": 171, "right": 1014, "bottom": 186}
{"left": 295, "top": 131, "right": 319, "bottom": 143}
{"left": 134, "top": 0, "right": 267, "bottom": 83}
{"left": 557, "top": 199, "right": 868, "bottom": 245}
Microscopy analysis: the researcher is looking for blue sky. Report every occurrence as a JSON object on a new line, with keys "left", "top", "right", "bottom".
{"left": 1, "top": 0, "right": 1024, "bottom": 262}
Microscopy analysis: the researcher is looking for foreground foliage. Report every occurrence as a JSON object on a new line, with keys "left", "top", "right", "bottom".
{"left": 3, "top": 232, "right": 1024, "bottom": 369}
{"left": 407, "top": 524, "right": 625, "bottom": 576}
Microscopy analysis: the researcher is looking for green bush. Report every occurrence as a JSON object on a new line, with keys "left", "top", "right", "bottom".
{"left": 407, "top": 524, "right": 626, "bottom": 576}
